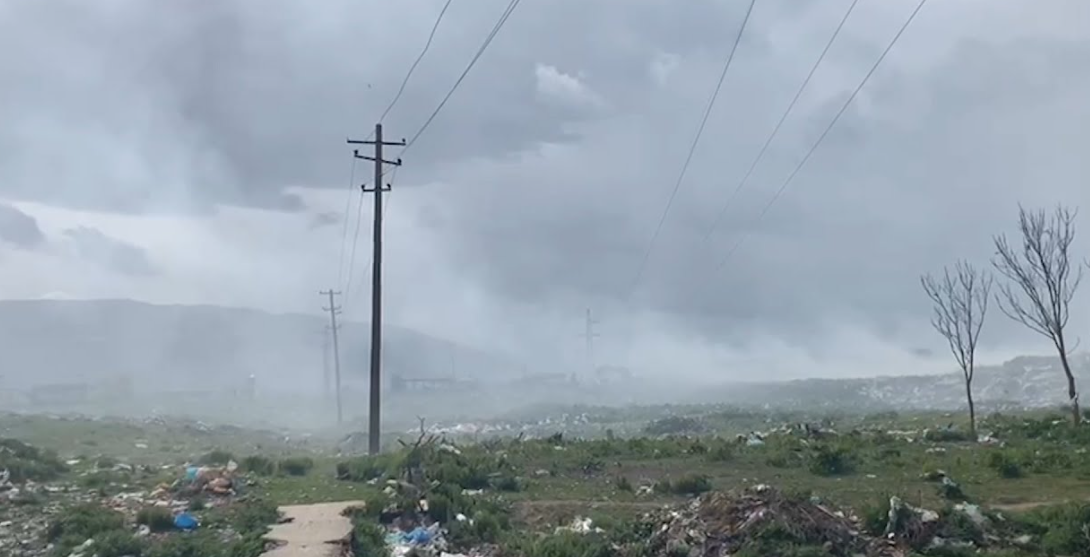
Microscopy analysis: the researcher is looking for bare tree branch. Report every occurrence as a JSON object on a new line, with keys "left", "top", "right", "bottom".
{"left": 991, "top": 205, "right": 1084, "bottom": 424}
{"left": 921, "top": 260, "right": 991, "bottom": 434}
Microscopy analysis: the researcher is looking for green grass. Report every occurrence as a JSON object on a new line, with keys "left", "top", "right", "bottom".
{"left": 9, "top": 406, "right": 1090, "bottom": 556}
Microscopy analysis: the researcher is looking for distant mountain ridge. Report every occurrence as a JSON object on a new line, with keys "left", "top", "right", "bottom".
{"left": 0, "top": 299, "right": 519, "bottom": 393}
{"left": 699, "top": 354, "right": 1090, "bottom": 411}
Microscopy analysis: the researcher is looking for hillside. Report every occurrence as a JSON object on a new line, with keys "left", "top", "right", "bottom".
{"left": 699, "top": 354, "right": 1090, "bottom": 411}
{"left": 0, "top": 299, "right": 519, "bottom": 394}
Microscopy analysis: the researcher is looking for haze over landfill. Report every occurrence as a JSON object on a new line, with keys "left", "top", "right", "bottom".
{"left": 2, "top": 0, "right": 1090, "bottom": 425}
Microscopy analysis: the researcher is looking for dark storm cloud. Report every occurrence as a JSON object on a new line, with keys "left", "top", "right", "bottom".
{"left": 0, "top": 203, "right": 45, "bottom": 249}
{"left": 63, "top": 227, "right": 157, "bottom": 276}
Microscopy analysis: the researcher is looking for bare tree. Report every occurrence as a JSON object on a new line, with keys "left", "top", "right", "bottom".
{"left": 992, "top": 205, "right": 1084, "bottom": 424}
{"left": 921, "top": 261, "right": 992, "bottom": 436}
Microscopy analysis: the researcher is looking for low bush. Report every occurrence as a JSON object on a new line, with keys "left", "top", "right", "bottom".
{"left": 93, "top": 530, "right": 147, "bottom": 557}
{"left": 986, "top": 451, "right": 1023, "bottom": 479}
{"left": 807, "top": 444, "right": 856, "bottom": 477}
{"left": 0, "top": 438, "right": 68, "bottom": 483}
{"left": 240, "top": 455, "right": 275, "bottom": 476}
{"left": 659, "top": 473, "right": 712, "bottom": 495}
{"left": 46, "top": 504, "right": 126, "bottom": 555}
{"left": 136, "top": 507, "right": 176, "bottom": 533}
{"left": 197, "top": 449, "right": 235, "bottom": 466}
{"left": 277, "top": 456, "right": 315, "bottom": 477}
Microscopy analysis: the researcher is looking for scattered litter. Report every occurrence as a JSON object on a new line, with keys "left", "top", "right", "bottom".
{"left": 556, "top": 516, "right": 603, "bottom": 535}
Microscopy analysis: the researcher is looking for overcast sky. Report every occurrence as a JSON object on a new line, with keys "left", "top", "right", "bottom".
{"left": 1, "top": 0, "right": 1089, "bottom": 381}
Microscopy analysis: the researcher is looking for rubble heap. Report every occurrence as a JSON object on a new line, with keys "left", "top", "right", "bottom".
{"left": 645, "top": 485, "right": 871, "bottom": 556}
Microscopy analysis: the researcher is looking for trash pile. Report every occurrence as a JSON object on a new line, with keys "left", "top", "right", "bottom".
{"left": 644, "top": 485, "right": 878, "bottom": 556}
{"left": 176, "top": 459, "right": 240, "bottom": 497}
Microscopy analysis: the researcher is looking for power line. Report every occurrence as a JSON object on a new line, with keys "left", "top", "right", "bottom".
{"left": 378, "top": 0, "right": 456, "bottom": 124}
{"left": 339, "top": 1, "right": 454, "bottom": 294}
{"left": 403, "top": 0, "right": 522, "bottom": 152}
{"left": 335, "top": 159, "right": 358, "bottom": 289}
{"left": 714, "top": 0, "right": 929, "bottom": 272}
{"left": 339, "top": 0, "right": 506, "bottom": 304}
{"left": 701, "top": 0, "right": 861, "bottom": 243}
{"left": 343, "top": 182, "right": 367, "bottom": 303}
{"left": 624, "top": 0, "right": 757, "bottom": 299}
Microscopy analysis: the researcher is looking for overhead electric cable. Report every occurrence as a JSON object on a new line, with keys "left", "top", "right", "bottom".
{"left": 714, "top": 0, "right": 929, "bottom": 272}
{"left": 624, "top": 0, "right": 758, "bottom": 299}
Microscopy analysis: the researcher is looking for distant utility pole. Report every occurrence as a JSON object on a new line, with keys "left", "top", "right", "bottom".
{"left": 321, "top": 324, "right": 340, "bottom": 404}
{"left": 320, "top": 290, "right": 343, "bottom": 425}
{"left": 347, "top": 123, "right": 405, "bottom": 455}
{"left": 321, "top": 327, "right": 331, "bottom": 402}
{"left": 579, "top": 308, "right": 601, "bottom": 375}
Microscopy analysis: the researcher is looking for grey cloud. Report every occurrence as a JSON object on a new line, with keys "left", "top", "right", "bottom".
{"left": 5, "top": 0, "right": 1090, "bottom": 363}
{"left": 0, "top": 203, "right": 45, "bottom": 249}
{"left": 0, "top": 0, "right": 770, "bottom": 214}
{"left": 63, "top": 226, "right": 158, "bottom": 276}
{"left": 419, "top": 3, "right": 1090, "bottom": 350}
{"left": 310, "top": 211, "right": 341, "bottom": 229}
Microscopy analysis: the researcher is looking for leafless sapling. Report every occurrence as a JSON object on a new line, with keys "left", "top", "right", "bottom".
{"left": 921, "top": 261, "right": 992, "bottom": 437}
{"left": 992, "top": 205, "right": 1084, "bottom": 424}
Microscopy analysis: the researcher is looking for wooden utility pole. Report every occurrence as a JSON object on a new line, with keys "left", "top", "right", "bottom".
{"left": 580, "top": 308, "right": 600, "bottom": 377}
{"left": 321, "top": 327, "right": 331, "bottom": 402}
{"left": 320, "top": 290, "right": 343, "bottom": 425}
{"left": 347, "top": 124, "right": 405, "bottom": 455}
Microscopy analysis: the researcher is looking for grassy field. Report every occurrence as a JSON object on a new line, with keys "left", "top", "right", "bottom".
{"left": 4, "top": 407, "right": 1090, "bottom": 556}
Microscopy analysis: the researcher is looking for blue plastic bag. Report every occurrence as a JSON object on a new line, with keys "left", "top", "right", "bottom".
{"left": 174, "top": 512, "right": 199, "bottom": 531}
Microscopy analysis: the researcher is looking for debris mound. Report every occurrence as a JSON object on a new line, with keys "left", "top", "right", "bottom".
{"left": 645, "top": 485, "right": 880, "bottom": 557}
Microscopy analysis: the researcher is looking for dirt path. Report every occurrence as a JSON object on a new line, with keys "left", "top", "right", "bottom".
{"left": 260, "top": 500, "right": 365, "bottom": 557}
{"left": 989, "top": 497, "right": 1090, "bottom": 513}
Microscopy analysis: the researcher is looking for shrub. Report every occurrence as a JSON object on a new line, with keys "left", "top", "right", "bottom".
{"left": 230, "top": 498, "right": 281, "bottom": 535}
{"left": 137, "top": 507, "right": 176, "bottom": 533}
{"left": 93, "top": 530, "right": 147, "bottom": 557}
{"left": 240, "top": 455, "right": 275, "bottom": 476}
{"left": 197, "top": 449, "right": 235, "bottom": 466}
{"left": 667, "top": 474, "right": 712, "bottom": 495}
{"left": 706, "top": 441, "right": 734, "bottom": 463}
{"left": 448, "top": 510, "right": 508, "bottom": 547}
{"left": 1018, "top": 502, "right": 1090, "bottom": 557}
{"left": 0, "top": 438, "right": 68, "bottom": 482}
{"left": 613, "top": 475, "right": 633, "bottom": 492}
{"left": 807, "top": 444, "right": 856, "bottom": 477}
{"left": 46, "top": 504, "right": 126, "bottom": 552}
{"left": 987, "top": 451, "right": 1023, "bottom": 479}
{"left": 859, "top": 495, "right": 893, "bottom": 535}
{"left": 350, "top": 517, "right": 390, "bottom": 557}
{"left": 95, "top": 455, "right": 119, "bottom": 469}
{"left": 923, "top": 428, "right": 974, "bottom": 443}
{"left": 492, "top": 474, "right": 522, "bottom": 492}
{"left": 336, "top": 455, "right": 397, "bottom": 482}
{"left": 278, "top": 456, "right": 315, "bottom": 477}
{"left": 505, "top": 530, "right": 613, "bottom": 557}
{"left": 145, "top": 531, "right": 234, "bottom": 557}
